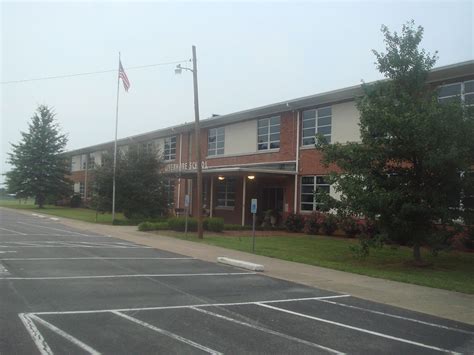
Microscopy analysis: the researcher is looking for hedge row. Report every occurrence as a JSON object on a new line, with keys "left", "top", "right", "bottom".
{"left": 138, "top": 217, "right": 225, "bottom": 232}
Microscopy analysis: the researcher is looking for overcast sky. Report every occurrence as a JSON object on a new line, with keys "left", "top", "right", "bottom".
{"left": 1, "top": 0, "right": 473, "bottom": 186}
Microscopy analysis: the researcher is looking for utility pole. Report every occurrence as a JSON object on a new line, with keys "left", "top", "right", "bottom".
{"left": 192, "top": 45, "right": 204, "bottom": 239}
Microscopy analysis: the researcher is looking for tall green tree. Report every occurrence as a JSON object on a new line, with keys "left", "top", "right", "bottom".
{"left": 93, "top": 145, "right": 169, "bottom": 219}
{"left": 6, "top": 105, "right": 71, "bottom": 207}
{"left": 317, "top": 21, "right": 474, "bottom": 262}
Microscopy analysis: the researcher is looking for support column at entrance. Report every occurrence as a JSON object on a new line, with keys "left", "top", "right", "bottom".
{"left": 210, "top": 177, "right": 214, "bottom": 217}
{"left": 241, "top": 176, "right": 246, "bottom": 226}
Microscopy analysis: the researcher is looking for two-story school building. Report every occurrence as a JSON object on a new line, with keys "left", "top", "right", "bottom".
{"left": 67, "top": 60, "right": 474, "bottom": 225}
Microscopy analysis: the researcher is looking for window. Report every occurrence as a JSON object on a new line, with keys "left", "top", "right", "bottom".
{"left": 141, "top": 141, "right": 155, "bottom": 155}
{"left": 88, "top": 155, "right": 95, "bottom": 169}
{"left": 465, "top": 80, "right": 474, "bottom": 106}
{"left": 302, "top": 106, "right": 332, "bottom": 146}
{"left": 79, "top": 182, "right": 85, "bottom": 198}
{"left": 164, "top": 178, "right": 175, "bottom": 208}
{"left": 82, "top": 157, "right": 87, "bottom": 170}
{"left": 258, "top": 116, "right": 280, "bottom": 150}
{"left": 163, "top": 137, "right": 176, "bottom": 161}
{"left": 438, "top": 80, "right": 474, "bottom": 106}
{"left": 208, "top": 127, "right": 225, "bottom": 156}
{"left": 300, "top": 176, "right": 330, "bottom": 211}
{"left": 216, "top": 178, "right": 235, "bottom": 208}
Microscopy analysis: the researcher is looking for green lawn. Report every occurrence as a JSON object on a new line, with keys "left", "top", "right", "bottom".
{"left": 150, "top": 231, "right": 474, "bottom": 294}
{"left": 0, "top": 199, "right": 122, "bottom": 224}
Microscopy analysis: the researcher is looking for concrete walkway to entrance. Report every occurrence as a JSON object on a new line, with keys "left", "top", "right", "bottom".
{"left": 7, "top": 208, "right": 474, "bottom": 325}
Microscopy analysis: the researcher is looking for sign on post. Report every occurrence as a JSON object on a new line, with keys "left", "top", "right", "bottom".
{"left": 251, "top": 199, "right": 257, "bottom": 214}
{"left": 251, "top": 199, "right": 257, "bottom": 252}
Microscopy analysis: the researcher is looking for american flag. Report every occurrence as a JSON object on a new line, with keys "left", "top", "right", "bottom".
{"left": 119, "top": 60, "right": 130, "bottom": 92}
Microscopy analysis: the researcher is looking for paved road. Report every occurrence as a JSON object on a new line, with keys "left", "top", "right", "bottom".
{"left": 1, "top": 208, "right": 473, "bottom": 354}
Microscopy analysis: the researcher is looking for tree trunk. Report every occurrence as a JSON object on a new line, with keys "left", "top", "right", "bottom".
{"left": 37, "top": 195, "right": 45, "bottom": 208}
{"left": 413, "top": 243, "right": 422, "bottom": 262}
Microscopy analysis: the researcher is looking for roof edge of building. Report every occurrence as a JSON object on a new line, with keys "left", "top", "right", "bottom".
{"left": 65, "top": 59, "right": 474, "bottom": 156}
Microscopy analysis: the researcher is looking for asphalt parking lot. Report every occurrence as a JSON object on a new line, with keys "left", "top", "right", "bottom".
{"left": 1, "top": 208, "right": 473, "bottom": 354}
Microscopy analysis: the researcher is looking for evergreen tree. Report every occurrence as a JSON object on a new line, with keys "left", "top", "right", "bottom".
{"left": 317, "top": 21, "right": 474, "bottom": 262}
{"left": 93, "top": 145, "right": 168, "bottom": 219}
{"left": 6, "top": 105, "right": 71, "bottom": 207}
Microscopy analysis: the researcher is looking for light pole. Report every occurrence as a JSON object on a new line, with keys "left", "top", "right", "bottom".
{"left": 175, "top": 45, "right": 204, "bottom": 239}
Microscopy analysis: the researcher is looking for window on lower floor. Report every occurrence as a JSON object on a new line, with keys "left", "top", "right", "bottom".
{"left": 164, "top": 178, "right": 175, "bottom": 208}
{"left": 300, "top": 175, "right": 330, "bottom": 211}
{"left": 302, "top": 106, "right": 332, "bottom": 146}
{"left": 79, "top": 182, "right": 85, "bottom": 198}
{"left": 216, "top": 177, "right": 235, "bottom": 208}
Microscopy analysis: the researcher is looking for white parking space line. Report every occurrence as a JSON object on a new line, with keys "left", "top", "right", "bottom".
{"left": 17, "top": 222, "right": 90, "bottom": 236}
{"left": 112, "top": 311, "right": 222, "bottom": 355}
{"left": 30, "top": 295, "right": 350, "bottom": 315}
{"left": 0, "top": 241, "right": 151, "bottom": 249}
{"left": 0, "top": 233, "right": 99, "bottom": 237}
{"left": 29, "top": 314, "right": 101, "bottom": 355}
{"left": 190, "top": 306, "right": 343, "bottom": 354}
{"left": 18, "top": 313, "right": 54, "bottom": 355}
{"left": 0, "top": 227, "right": 27, "bottom": 235}
{"left": 0, "top": 257, "right": 195, "bottom": 261}
{"left": 316, "top": 299, "right": 474, "bottom": 335}
{"left": 2, "top": 271, "right": 256, "bottom": 280}
{"left": 257, "top": 303, "right": 461, "bottom": 355}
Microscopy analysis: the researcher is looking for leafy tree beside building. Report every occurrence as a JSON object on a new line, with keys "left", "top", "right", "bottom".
{"left": 317, "top": 21, "right": 474, "bottom": 262}
{"left": 6, "top": 105, "right": 71, "bottom": 207}
{"left": 92, "top": 145, "right": 169, "bottom": 219}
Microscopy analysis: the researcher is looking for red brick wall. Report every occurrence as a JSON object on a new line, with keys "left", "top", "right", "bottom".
{"left": 201, "top": 111, "right": 297, "bottom": 167}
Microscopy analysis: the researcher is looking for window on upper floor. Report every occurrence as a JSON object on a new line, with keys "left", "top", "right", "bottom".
{"left": 438, "top": 80, "right": 474, "bottom": 106}
{"left": 141, "top": 141, "right": 155, "bottom": 155}
{"left": 258, "top": 116, "right": 280, "bottom": 150}
{"left": 163, "top": 137, "right": 176, "bottom": 161}
{"left": 208, "top": 127, "right": 225, "bottom": 156}
{"left": 300, "top": 175, "right": 330, "bottom": 211}
{"left": 216, "top": 177, "right": 235, "bottom": 208}
{"left": 302, "top": 106, "right": 332, "bottom": 146}
{"left": 88, "top": 155, "right": 95, "bottom": 169}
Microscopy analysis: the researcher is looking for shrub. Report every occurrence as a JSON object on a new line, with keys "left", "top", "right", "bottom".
{"left": 304, "top": 212, "right": 323, "bottom": 235}
{"left": 360, "top": 219, "right": 379, "bottom": 238}
{"left": 284, "top": 213, "right": 305, "bottom": 232}
{"left": 138, "top": 221, "right": 169, "bottom": 231}
{"left": 113, "top": 216, "right": 167, "bottom": 226}
{"left": 340, "top": 216, "right": 362, "bottom": 238}
{"left": 70, "top": 194, "right": 82, "bottom": 208}
{"left": 138, "top": 222, "right": 154, "bottom": 231}
{"left": 205, "top": 217, "right": 224, "bottom": 232}
{"left": 167, "top": 217, "right": 197, "bottom": 232}
{"left": 224, "top": 224, "right": 252, "bottom": 231}
{"left": 321, "top": 214, "right": 338, "bottom": 236}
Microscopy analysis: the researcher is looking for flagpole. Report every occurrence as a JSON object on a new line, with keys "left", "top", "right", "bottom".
{"left": 112, "top": 52, "right": 121, "bottom": 222}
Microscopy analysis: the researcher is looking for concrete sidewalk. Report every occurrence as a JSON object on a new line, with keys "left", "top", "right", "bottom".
{"left": 5, "top": 208, "right": 474, "bottom": 325}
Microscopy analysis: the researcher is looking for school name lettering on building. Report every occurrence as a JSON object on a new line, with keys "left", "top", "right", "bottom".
{"left": 165, "top": 161, "right": 208, "bottom": 172}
